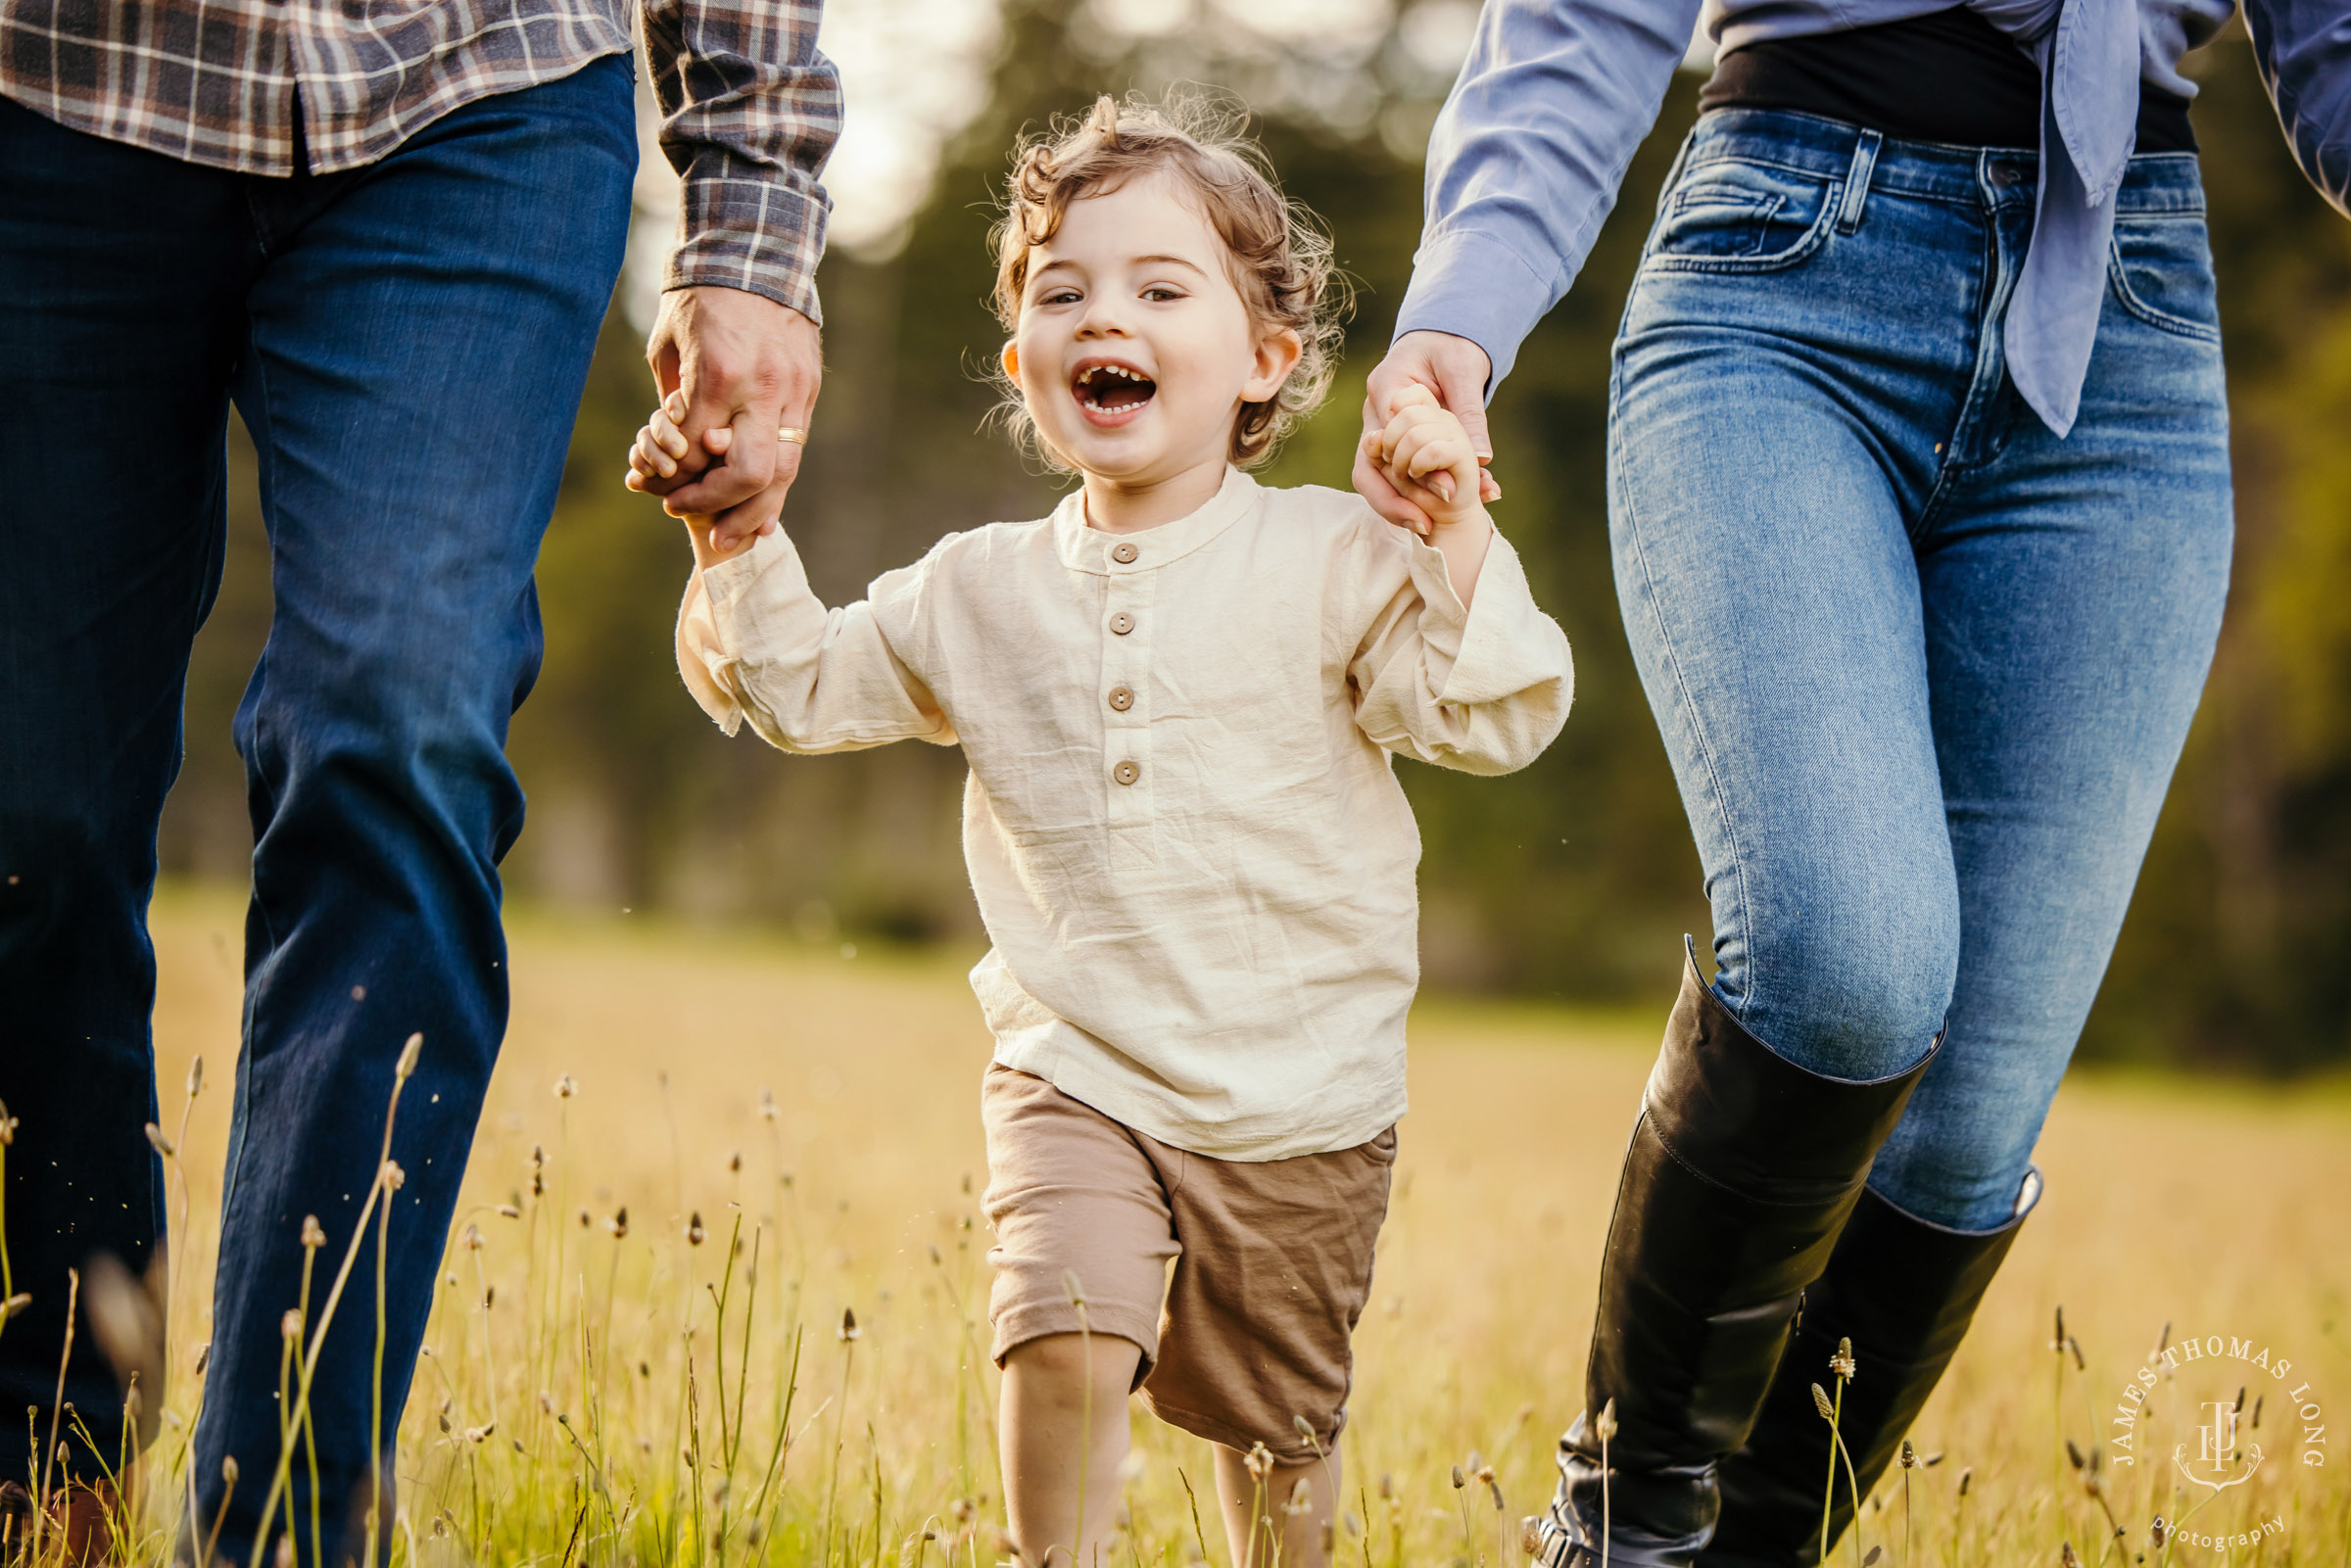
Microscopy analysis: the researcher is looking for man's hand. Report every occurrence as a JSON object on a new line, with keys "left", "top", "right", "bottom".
{"left": 1353, "top": 329, "right": 1500, "bottom": 537}
{"left": 631, "top": 286, "right": 822, "bottom": 552}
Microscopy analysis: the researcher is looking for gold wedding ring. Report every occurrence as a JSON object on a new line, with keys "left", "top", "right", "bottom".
{"left": 778, "top": 426, "right": 808, "bottom": 445}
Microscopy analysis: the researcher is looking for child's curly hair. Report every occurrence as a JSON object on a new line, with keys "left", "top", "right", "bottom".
{"left": 988, "top": 91, "right": 1347, "bottom": 471}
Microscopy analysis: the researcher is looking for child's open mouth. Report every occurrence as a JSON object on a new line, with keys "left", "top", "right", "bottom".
{"left": 1072, "top": 358, "right": 1157, "bottom": 427}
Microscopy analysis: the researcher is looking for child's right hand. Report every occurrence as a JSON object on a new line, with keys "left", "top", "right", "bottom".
{"left": 626, "top": 390, "right": 694, "bottom": 494}
{"left": 630, "top": 392, "right": 751, "bottom": 570}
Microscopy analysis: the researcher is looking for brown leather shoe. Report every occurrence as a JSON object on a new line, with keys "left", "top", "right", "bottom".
{"left": 0, "top": 1478, "right": 120, "bottom": 1565}
{"left": 0, "top": 1482, "right": 31, "bottom": 1562}
{"left": 50, "top": 1479, "right": 120, "bottom": 1565}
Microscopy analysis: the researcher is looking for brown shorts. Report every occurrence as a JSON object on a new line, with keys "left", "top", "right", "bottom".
{"left": 980, "top": 1064, "right": 1396, "bottom": 1461}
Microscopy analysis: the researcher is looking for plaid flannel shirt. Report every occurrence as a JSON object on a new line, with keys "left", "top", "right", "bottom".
{"left": 0, "top": 0, "right": 840, "bottom": 320}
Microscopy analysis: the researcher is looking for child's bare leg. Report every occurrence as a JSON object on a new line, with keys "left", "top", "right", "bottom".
{"left": 1213, "top": 1439, "right": 1342, "bottom": 1568}
{"left": 1001, "top": 1332, "right": 1141, "bottom": 1568}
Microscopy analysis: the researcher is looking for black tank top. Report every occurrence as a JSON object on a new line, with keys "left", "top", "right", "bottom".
{"left": 1699, "top": 5, "right": 2195, "bottom": 155}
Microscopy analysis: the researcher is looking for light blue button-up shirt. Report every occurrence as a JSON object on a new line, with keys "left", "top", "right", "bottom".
{"left": 1396, "top": 0, "right": 2351, "bottom": 435}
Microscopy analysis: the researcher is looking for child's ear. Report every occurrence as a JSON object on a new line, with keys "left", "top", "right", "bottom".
{"left": 1000, "top": 342, "right": 1021, "bottom": 382}
{"left": 1244, "top": 326, "right": 1304, "bottom": 403}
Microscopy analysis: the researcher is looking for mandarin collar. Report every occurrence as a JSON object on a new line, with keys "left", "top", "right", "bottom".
{"left": 1051, "top": 467, "right": 1258, "bottom": 576}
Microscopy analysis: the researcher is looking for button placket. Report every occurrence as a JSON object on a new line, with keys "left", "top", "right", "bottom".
{"left": 1100, "top": 546, "right": 1155, "bottom": 838}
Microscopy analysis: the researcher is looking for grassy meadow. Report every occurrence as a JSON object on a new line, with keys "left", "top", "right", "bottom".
{"left": 81, "top": 882, "right": 2351, "bottom": 1565}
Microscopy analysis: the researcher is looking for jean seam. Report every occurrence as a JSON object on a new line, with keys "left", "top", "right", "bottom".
{"left": 218, "top": 325, "right": 282, "bottom": 1224}
{"left": 1609, "top": 405, "right": 1757, "bottom": 1026}
{"left": 1914, "top": 168, "right": 2012, "bottom": 542}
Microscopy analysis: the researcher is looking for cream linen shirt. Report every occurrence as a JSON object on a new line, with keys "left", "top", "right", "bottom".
{"left": 677, "top": 468, "right": 1573, "bottom": 1160}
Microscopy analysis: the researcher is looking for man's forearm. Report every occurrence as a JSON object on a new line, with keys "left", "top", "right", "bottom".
{"left": 641, "top": 0, "right": 840, "bottom": 318}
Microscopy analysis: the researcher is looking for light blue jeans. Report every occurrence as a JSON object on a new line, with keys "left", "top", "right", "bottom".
{"left": 1608, "top": 110, "right": 2232, "bottom": 1231}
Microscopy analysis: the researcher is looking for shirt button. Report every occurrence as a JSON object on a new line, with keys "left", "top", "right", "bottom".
{"left": 1112, "top": 759, "right": 1140, "bottom": 786}
{"left": 1109, "top": 611, "right": 1135, "bottom": 636}
{"left": 1107, "top": 685, "right": 1134, "bottom": 712}
{"left": 1111, "top": 541, "right": 1139, "bottom": 564}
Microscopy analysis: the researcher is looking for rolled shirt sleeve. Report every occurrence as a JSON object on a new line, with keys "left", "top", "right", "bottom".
{"left": 1394, "top": 0, "right": 1703, "bottom": 390}
{"left": 1350, "top": 528, "right": 1575, "bottom": 776}
{"left": 641, "top": 0, "right": 841, "bottom": 321}
{"left": 677, "top": 528, "right": 952, "bottom": 752}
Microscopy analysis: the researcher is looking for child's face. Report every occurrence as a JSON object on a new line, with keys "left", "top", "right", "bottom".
{"left": 1004, "top": 171, "right": 1301, "bottom": 494}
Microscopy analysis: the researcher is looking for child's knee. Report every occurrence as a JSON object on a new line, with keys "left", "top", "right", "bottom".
{"left": 1003, "top": 1331, "right": 1143, "bottom": 1404}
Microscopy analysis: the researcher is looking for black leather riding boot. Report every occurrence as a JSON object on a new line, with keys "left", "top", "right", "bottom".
{"left": 1533, "top": 941, "right": 1938, "bottom": 1568}
{"left": 1695, "top": 1174, "right": 2040, "bottom": 1567}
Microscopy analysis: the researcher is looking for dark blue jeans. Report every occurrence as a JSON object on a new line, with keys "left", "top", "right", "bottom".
{"left": 1610, "top": 111, "right": 2232, "bottom": 1231}
{"left": 0, "top": 56, "right": 632, "bottom": 1558}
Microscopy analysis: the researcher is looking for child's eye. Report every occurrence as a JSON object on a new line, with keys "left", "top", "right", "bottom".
{"left": 1142, "top": 287, "right": 1186, "bottom": 303}
{"left": 1040, "top": 288, "right": 1081, "bottom": 306}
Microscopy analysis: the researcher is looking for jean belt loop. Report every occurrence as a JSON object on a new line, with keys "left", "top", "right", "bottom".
{"left": 1838, "top": 127, "right": 1884, "bottom": 235}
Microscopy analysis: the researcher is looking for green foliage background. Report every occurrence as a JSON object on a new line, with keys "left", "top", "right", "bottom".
{"left": 162, "top": 5, "right": 2351, "bottom": 1070}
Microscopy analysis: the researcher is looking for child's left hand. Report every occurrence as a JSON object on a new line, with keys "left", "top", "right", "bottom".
{"left": 1363, "top": 384, "right": 1500, "bottom": 538}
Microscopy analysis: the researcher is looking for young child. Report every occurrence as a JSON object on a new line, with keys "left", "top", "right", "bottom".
{"left": 630, "top": 96, "right": 1572, "bottom": 1568}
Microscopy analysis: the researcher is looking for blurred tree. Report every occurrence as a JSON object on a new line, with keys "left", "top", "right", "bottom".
{"left": 2082, "top": 35, "right": 2351, "bottom": 1070}
{"left": 158, "top": 8, "right": 2351, "bottom": 1067}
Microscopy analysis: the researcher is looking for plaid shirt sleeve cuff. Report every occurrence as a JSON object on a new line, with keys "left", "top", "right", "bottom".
{"left": 665, "top": 147, "right": 831, "bottom": 323}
